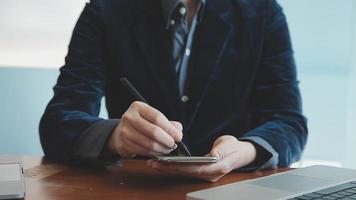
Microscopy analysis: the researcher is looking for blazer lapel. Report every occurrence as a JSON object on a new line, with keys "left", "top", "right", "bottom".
{"left": 132, "top": 1, "right": 186, "bottom": 123}
{"left": 185, "top": 0, "right": 234, "bottom": 127}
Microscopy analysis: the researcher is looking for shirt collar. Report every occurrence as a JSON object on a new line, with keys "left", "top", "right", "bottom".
{"left": 161, "top": 0, "right": 205, "bottom": 30}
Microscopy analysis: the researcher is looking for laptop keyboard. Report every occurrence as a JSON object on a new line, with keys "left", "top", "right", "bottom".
{"left": 289, "top": 181, "right": 356, "bottom": 200}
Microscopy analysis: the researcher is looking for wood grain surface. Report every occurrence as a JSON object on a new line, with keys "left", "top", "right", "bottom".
{"left": 19, "top": 156, "right": 290, "bottom": 200}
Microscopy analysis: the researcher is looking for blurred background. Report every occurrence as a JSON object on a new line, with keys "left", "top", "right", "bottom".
{"left": 0, "top": 0, "right": 355, "bottom": 168}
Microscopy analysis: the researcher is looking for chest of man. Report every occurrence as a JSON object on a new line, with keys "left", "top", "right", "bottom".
{"left": 103, "top": 0, "right": 264, "bottom": 154}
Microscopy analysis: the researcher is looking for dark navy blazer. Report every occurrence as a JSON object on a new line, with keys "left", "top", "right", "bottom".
{"left": 40, "top": 0, "right": 308, "bottom": 167}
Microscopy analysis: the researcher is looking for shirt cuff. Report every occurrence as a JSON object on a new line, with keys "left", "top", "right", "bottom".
{"left": 72, "top": 119, "right": 120, "bottom": 165}
{"left": 238, "top": 136, "right": 279, "bottom": 171}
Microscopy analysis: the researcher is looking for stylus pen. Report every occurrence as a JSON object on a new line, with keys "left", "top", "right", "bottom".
{"left": 120, "top": 77, "right": 192, "bottom": 157}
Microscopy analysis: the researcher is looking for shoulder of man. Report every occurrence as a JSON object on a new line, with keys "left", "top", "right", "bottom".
{"left": 86, "top": 0, "right": 137, "bottom": 20}
{"left": 232, "top": 0, "right": 282, "bottom": 18}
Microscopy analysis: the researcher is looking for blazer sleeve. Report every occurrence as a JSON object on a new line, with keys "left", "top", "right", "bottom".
{"left": 242, "top": 0, "right": 308, "bottom": 167}
{"left": 39, "top": 1, "right": 111, "bottom": 163}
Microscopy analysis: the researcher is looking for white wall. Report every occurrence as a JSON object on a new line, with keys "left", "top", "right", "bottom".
{"left": 278, "top": 0, "right": 355, "bottom": 167}
{"left": 278, "top": 0, "right": 354, "bottom": 73}
{"left": 0, "top": 0, "right": 86, "bottom": 68}
{"left": 345, "top": 1, "right": 356, "bottom": 168}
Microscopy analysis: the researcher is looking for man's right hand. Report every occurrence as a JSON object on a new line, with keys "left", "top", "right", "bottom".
{"left": 108, "top": 101, "right": 183, "bottom": 158}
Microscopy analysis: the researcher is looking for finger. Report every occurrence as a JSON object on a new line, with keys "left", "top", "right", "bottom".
{"left": 216, "top": 152, "right": 243, "bottom": 173}
{"left": 150, "top": 161, "right": 230, "bottom": 182}
{"left": 124, "top": 125, "right": 173, "bottom": 155}
{"left": 210, "top": 136, "right": 238, "bottom": 158}
{"left": 209, "top": 138, "right": 227, "bottom": 157}
{"left": 191, "top": 152, "right": 242, "bottom": 178}
{"left": 212, "top": 135, "right": 237, "bottom": 148}
{"left": 137, "top": 102, "right": 183, "bottom": 141}
{"left": 126, "top": 111, "right": 176, "bottom": 149}
{"left": 152, "top": 165, "right": 207, "bottom": 179}
{"left": 151, "top": 161, "right": 222, "bottom": 177}
{"left": 210, "top": 143, "right": 236, "bottom": 159}
{"left": 146, "top": 159, "right": 154, "bottom": 167}
{"left": 150, "top": 161, "right": 199, "bottom": 175}
{"left": 212, "top": 136, "right": 225, "bottom": 147}
{"left": 122, "top": 139, "right": 161, "bottom": 156}
{"left": 170, "top": 121, "right": 183, "bottom": 132}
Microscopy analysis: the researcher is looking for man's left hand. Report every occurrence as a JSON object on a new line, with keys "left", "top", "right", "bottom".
{"left": 147, "top": 135, "right": 257, "bottom": 182}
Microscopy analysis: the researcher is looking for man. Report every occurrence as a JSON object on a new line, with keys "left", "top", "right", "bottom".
{"left": 40, "top": 0, "right": 308, "bottom": 182}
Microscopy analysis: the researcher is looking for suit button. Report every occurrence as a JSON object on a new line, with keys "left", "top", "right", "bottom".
{"left": 181, "top": 95, "right": 189, "bottom": 103}
{"left": 185, "top": 48, "right": 191, "bottom": 56}
{"left": 179, "top": 7, "right": 186, "bottom": 15}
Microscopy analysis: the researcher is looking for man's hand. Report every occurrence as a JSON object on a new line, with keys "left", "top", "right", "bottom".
{"left": 147, "top": 135, "right": 257, "bottom": 182}
{"left": 108, "top": 101, "right": 183, "bottom": 158}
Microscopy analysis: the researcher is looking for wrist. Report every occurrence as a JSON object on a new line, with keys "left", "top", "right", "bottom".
{"left": 238, "top": 141, "right": 257, "bottom": 167}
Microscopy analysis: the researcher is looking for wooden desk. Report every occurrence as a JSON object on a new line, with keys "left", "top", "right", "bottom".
{"left": 20, "top": 156, "right": 290, "bottom": 200}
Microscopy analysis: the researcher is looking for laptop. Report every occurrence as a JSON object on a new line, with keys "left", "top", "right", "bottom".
{"left": 187, "top": 165, "right": 356, "bottom": 200}
{"left": 0, "top": 156, "right": 26, "bottom": 200}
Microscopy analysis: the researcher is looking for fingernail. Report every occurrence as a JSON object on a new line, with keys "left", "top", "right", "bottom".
{"left": 173, "top": 143, "right": 178, "bottom": 150}
{"left": 174, "top": 129, "right": 181, "bottom": 138}
{"left": 212, "top": 150, "right": 220, "bottom": 158}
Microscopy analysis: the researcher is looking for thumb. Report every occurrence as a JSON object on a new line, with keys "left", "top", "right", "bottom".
{"left": 170, "top": 121, "right": 183, "bottom": 132}
{"left": 209, "top": 145, "right": 222, "bottom": 158}
{"left": 209, "top": 137, "right": 227, "bottom": 157}
{"left": 209, "top": 136, "right": 238, "bottom": 158}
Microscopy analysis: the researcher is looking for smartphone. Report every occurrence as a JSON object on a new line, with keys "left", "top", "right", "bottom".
{"left": 154, "top": 156, "right": 220, "bottom": 163}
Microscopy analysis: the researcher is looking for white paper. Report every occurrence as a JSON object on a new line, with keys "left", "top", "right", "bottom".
{"left": 0, "top": 164, "right": 21, "bottom": 182}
